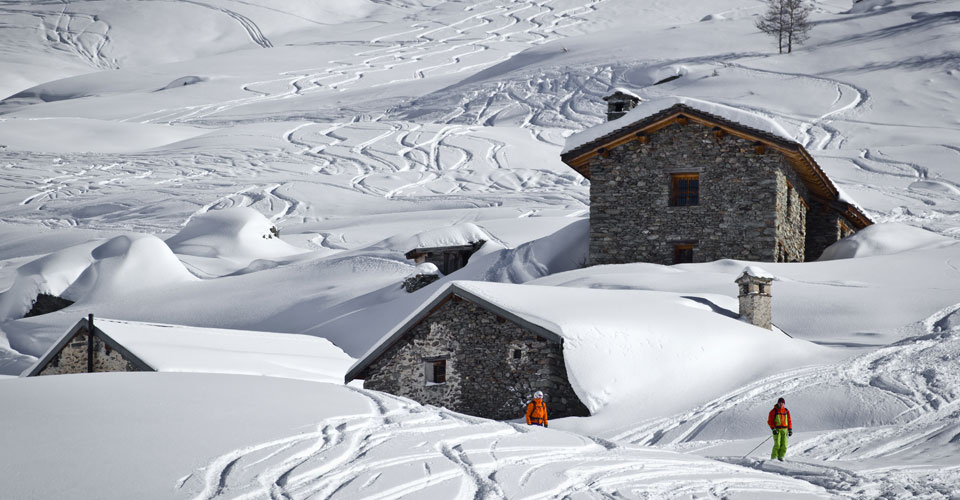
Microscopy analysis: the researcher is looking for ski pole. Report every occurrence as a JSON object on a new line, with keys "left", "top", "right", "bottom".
{"left": 743, "top": 435, "right": 772, "bottom": 458}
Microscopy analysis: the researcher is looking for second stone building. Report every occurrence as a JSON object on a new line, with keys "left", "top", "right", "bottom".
{"left": 345, "top": 281, "right": 590, "bottom": 421}
{"left": 561, "top": 95, "right": 873, "bottom": 265}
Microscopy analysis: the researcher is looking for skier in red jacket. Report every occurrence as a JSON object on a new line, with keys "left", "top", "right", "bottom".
{"left": 768, "top": 397, "right": 792, "bottom": 461}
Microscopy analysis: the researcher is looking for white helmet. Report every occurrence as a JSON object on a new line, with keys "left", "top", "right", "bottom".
{"left": 534, "top": 391, "right": 544, "bottom": 399}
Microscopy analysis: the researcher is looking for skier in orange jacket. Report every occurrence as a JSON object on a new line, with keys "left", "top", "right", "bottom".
{"left": 526, "top": 391, "right": 548, "bottom": 427}
{"left": 768, "top": 397, "right": 792, "bottom": 461}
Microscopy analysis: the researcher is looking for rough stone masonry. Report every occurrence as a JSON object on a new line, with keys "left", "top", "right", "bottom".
{"left": 361, "top": 296, "right": 589, "bottom": 421}
{"left": 587, "top": 119, "right": 855, "bottom": 265}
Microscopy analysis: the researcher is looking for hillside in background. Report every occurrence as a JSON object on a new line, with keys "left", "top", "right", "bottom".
{"left": 1, "top": 0, "right": 959, "bottom": 498}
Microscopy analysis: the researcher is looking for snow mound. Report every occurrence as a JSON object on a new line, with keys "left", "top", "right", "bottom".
{"left": 563, "top": 96, "right": 795, "bottom": 155}
{"left": 819, "top": 223, "right": 955, "bottom": 260}
{"left": 0, "top": 240, "right": 102, "bottom": 321}
{"left": 166, "top": 208, "right": 307, "bottom": 270}
{"left": 0, "top": 234, "right": 198, "bottom": 320}
{"left": 64, "top": 235, "right": 198, "bottom": 303}
{"left": 847, "top": 0, "right": 895, "bottom": 14}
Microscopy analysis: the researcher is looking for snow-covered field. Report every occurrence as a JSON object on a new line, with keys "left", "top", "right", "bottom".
{"left": 1, "top": 0, "right": 959, "bottom": 497}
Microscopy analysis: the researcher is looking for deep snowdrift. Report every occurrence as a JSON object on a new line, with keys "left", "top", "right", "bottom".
{"left": 0, "top": 373, "right": 832, "bottom": 500}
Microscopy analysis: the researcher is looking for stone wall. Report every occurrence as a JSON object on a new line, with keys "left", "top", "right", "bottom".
{"left": 362, "top": 297, "right": 589, "bottom": 420}
{"left": 775, "top": 165, "right": 810, "bottom": 262}
{"left": 805, "top": 201, "right": 856, "bottom": 261}
{"left": 588, "top": 121, "right": 796, "bottom": 265}
{"left": 38, "top": 328, "right": 145, "bottom": 376}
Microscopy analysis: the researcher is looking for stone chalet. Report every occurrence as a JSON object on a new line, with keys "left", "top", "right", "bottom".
{"left": 347, "top": 279, "right": 809, "bottom": 422}
{"left": 560, "top": 96, "right": 873, "bottom": 265}
{"left": 24, "top": 316, "right": 352, "bottom": 380}
{"left": 345, "top": 282, "right": 590, "bottom": 421}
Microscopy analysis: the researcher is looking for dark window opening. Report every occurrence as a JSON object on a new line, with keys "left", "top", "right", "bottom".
{"left": 513, "top": 349, "right": 522, "bottom": 359}
{"left": 674, "top": 244, "right": 694, "bottom": 264}
{"left": 671, "top": 174, "right": 699, "bottom": 206}
{"left": 425, "top": 359, "right": 447, "bottom": 384}
{"left": 613, "top": 102, "right": 625, "bottom": 112}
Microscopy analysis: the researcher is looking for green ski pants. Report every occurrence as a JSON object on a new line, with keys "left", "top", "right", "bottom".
{"left": 771, "top": 428, "right": 789, "bottom": 459}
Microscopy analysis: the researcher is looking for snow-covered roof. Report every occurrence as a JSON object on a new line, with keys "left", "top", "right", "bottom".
{"left": 347, "top": 280, "right": 824, "bottom": 418}
{"left": 602, "top": 88, "right": 642, "bottom": 101}
{"left": 562, "top": 96, "right": 794, "bottom": 155}
{"left": 26, "top": 318, "right": 353, "bottom": 383}
{"left": 738, "top": 266, "right": 775, "bottom": 281}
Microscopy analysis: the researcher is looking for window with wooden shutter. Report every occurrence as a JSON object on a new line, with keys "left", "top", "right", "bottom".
{"left": 671, "top": 173, "right": 699, "bottom": 206}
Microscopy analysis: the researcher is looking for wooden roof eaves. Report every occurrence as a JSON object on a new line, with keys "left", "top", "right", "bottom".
{"left": 560, "top": 104, "right": 873, "bottom": 228}
{"left": 344, "top": 283, "right": 564, "bottom": 382}
{"left": 560, "top": 104, "right": 800, "bottom": 174}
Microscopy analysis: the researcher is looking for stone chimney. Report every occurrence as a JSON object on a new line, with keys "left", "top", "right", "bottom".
{"left": 736, "top": 266, "right": 774, "bottom": 329}
{"left": 602, "top": 90, "right": 641, "bottom": 121}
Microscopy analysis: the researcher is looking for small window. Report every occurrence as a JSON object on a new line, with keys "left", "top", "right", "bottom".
{"left": 613, "top": 102, "right": 625, "bottom": 112}
{"left": 674, "top": 244, "right": 693, "bottom": 264}
{"left": 671, "top": 173, "right": 699, "bottom": 206}
{"left": 513, "top": 349, "right": 522, "bottom": 360}
{"left": 425, "top": 360, "right": 446, "bottom": 385}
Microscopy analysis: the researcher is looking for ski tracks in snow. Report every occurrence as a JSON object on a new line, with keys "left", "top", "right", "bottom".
{"left": 613, "top": 306, "right": 960, "bottom": 498}
{"left": 137, "top": 0, "right": 609, "bottom": 125}
{"left": 177, "top": 387, "right": 826, "bottom": 500}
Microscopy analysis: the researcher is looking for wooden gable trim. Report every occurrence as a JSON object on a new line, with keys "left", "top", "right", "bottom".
{"left": 561, "top": 104, "right": 872, "bottom": 229}
{"left": 564, "top": 111, "right": 799, "bottom": 172}
{"left": 24, "top": 319, "right": 88, "bottom": 376}
{"left": 24, "top": 318, "right": 155, "bottom": 376}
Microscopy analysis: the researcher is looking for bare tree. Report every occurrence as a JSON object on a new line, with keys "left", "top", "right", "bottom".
{"left": 784, "top": 0, "right": 812, "bottom": 53}
{"left": 755, "top": 0, "right": 786, "bottom": 54}
{"left": 756, "top": 0, "right": 813, "bottom": 54}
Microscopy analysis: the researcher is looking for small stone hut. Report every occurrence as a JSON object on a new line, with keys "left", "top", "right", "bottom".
{"left": 561, "top": 96, "right": 872, "bottom": 265}
{"left": 345, "top": 282, "right": 590, "bottom": 421}
{"left": 405, "top": 241, "right": 485, "bottom": 275}
{"left": 25, "top": 316, "right": 154, "bottom": 376}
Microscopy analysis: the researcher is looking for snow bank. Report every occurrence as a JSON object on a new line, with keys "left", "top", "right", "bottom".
{"left": 90, "top": 318, "right": 352, "bottom": 382}
{"left": 0, "top": 233, "right": 197, "bottom": 322}
{"left": 359, "top": 280, "right": 828, "bottom": 423}
{"left": 63, "top": 235, "right": 198, "bottom": 304}
{"left": 563, "top": 96, "right": 795, "bottom": 154}
{"left": 166, "top": 207, "right": 308, "bottom": 276}
{"left": 0, "top": 118, "right": 211, "bottom": 153}
{"left": 819, "top": 223, "right": 955, "bottom": 260}
{"left": 0, "top": 240, "right": 102, "bottom": 321}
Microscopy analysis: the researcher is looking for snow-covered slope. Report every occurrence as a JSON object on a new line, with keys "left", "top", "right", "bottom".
{"left": 1, "top": 0, "right": 959, "bottom": 497}
{"left": 0, "top": 373, "right": 834, "bottom": 500}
